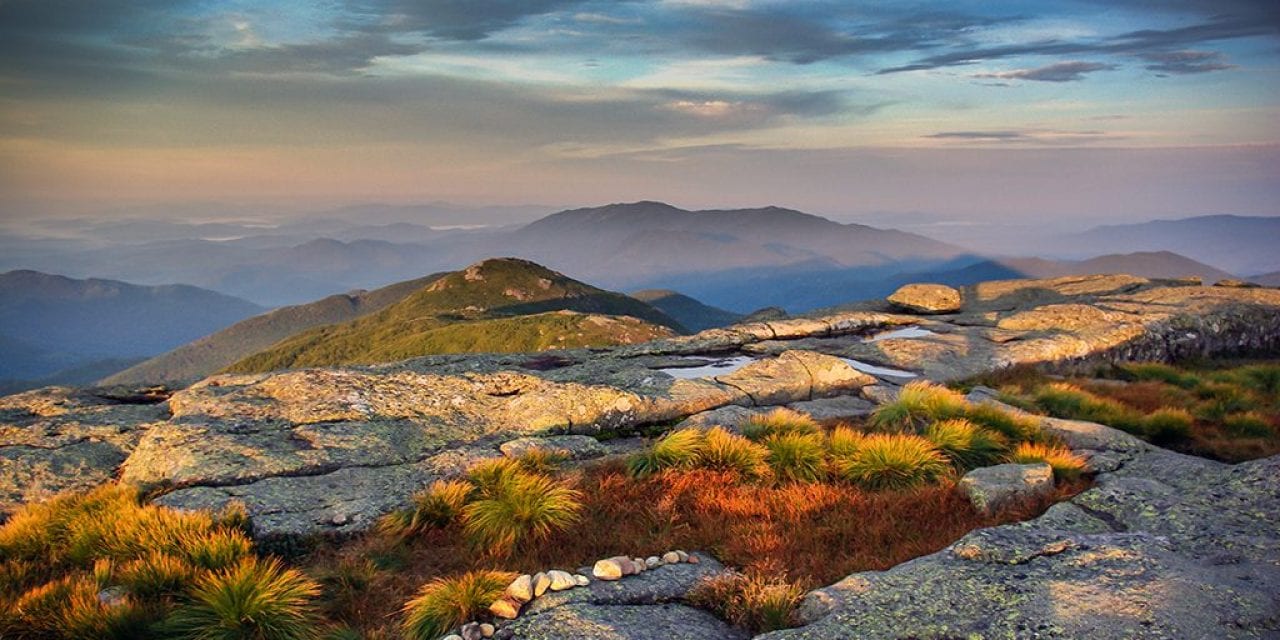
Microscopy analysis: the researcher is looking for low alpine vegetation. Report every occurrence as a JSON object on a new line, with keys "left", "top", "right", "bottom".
{"left": 0, "top": 484, "right": 321, "bottom": 640}
{"left": 741, "top": 408, "right": 821, "bottom": 441}
{"left": 987, "top": 358, "right": 1280, "bottom": 462}
{"left": 1009, "top": 442, "right": 1087, "bottom": 481}
{"left": 688, "top": 571, "right": 805, "bottom": 634}
{"left": 832, "top": 433, "right": 952, "bottom": 490}
{"left": 923, "top": 419, "right": 1008, "bottom": 470}
{"left": 401, "top": 570, "right": 515, "bottom": 640}
{"left": 626, "top": 428, "right": 704, "bottom": 477}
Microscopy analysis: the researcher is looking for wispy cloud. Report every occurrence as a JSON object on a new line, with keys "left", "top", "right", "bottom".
{"left": 973, "top": 61, "right": 1115, "bottom": 82}
{"left": 1138, "top": 50, "right": 1235, "bottom": 74}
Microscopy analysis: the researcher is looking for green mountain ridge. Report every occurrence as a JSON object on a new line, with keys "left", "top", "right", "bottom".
{"left": 101, "top": 273, "right": 450, "bottom": 386}
{"left": 224, "top": 258, "right": 684, "bottom": 373}
{"left": 631, "top": 289, "right": 742, "bottom": 332}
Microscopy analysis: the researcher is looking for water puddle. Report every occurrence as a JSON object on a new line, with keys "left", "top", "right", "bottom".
{"left": 865, "top": 326, "right": 937, "bottom": 342}
{"left": 841, "top": 358, "right": 918, "bottom": 378}
{"left": 655, "top": 356, "right": 758, "bottom": 379}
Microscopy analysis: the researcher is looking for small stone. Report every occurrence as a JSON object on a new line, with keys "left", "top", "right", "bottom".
{"left": 645, "top": 556, "right": 661, "bottom": 568}
{"left": 97, "top": 587, "right": 127, "bottom": 607}
{"left": 506, "top": 574, "right": 533, "bottom": 603}
{"left": 532, "top": 571, "right": 551, "bottom": 597}
{"left": 479, "top": 623, "right": 495, "bottom": 638}
{"left": 574, "top": 574, "right": 590, "bottom": 586}
{"left": 633, "top": 557, "right": 647, "bottom": 572}
{"left": 548, "top": 570, "right": 576, "bottom": 591}
{"left": 687, "top": 554, "right": 700, "bottom": 564}
{"left": 461, "top": 621, "right": 482, "bottom": 640}
{"left": 675, "top": 550, "right": 690, "bottom": 562}
{"left": 443, "top": 635, "right": 463, "bottom": 640}
{"left": 330, "top": 513, "right": 348, "bottom": 525}
{"left": 489, "top": 597, "right": 521, "bottom": 619}
{"left": 593, "top": 559, "right": 624, "bottom": 580}
{"left": 662, "top": 551, "right": 681, "bottom": 564}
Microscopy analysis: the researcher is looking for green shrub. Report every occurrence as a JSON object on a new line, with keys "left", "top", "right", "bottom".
{"left": 697, "top": 427, "right": 772, "bottom": 480}
{"left": 1032, "top": 383, "right": 1145, "bottom": 434}
{"left": 162, "top": 556, "right": 321, "bottom": 640}
{"left": 762, "top": 433, "right": 827, "bottom": 483}
{"left": 380, "top": 480, "right": 474, "bottom": 537}
{"left": 1143, "top": 408, "right": 1194, "bottom": 445}
{"left": 831, "top": 433, "right": 950, "bottom": 490}
{"left": 687, "top": 572, "right": 802, "bottom": 634}
{"left": 1194, "top": 382, "right": 1258, "bottom": 421}
{"left": 825, "top": 426, "right": 864, "bottom": 458}
{"left": 1223, "top": 412, "right": 1274, "bottom": 438}
{"left": 741, "top": 408, "right": 821, "bottom": 441}
{"left": 461, "top": 471, "right": 582, "bottom": 556}
{"left": 1120, "top": 362, "right": 1200, "bottom": 388}
{"left": 1237, "top": 364, "right": 1280, "bottom": 396}
{"left": 401, "top": 570, "right": 515, "bottom": 640}
{"left": 868, "top": 382, "right": 968, "bottom": 431}
{"left": 923, "top": 419, "right": 1008, "bottom": 470}
{"left": 963, "top": 402, "right": 1042, "bottom": 442}
{"left": 627, "top": 429, "right": 704, "bottom": 477}
{"left": 1009, "top": 442, "right": 1087, "bottom": 481}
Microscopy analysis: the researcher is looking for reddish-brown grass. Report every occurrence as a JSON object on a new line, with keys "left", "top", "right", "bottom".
{"left": 307, "top": 460, "right": 1085, "bottom": 635}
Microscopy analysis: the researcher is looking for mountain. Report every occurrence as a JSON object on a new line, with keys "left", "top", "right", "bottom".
{"left": 994, "top": 251, "right": 1236, "bottom": 283}
{"left": 631, "top": 289, "right": 742, "bottom": 332}
{"left": 1252, "top": 271, "right": 1280, "bottom": 287}
{"left": 1, "top": 201, "right": 967, "bottom": 311}
{"left": 225, "top": 258, "right": 683, "bottom": 373}
{"left": 101, "top": 273, "right": 450, "bottom": 386}
{"left": 1060, "top": 215, "right": 1280, "bottom": 276}
{"left": 0, "top": 271, "right": 263, "bottom": 384}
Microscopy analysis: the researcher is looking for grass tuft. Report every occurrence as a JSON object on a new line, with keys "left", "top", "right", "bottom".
{"left": 825, "top": 425, "right": 864, "bottom": 458}
{"left": 924, "top": 419, "right": 1008, "bottom": 470}
{"left": 461, "top": 471, "right": 582, "bottom": 557}
{"left": 379, "top": 480, "right": 474, "bottom": 537}
{"left": 1223, "top": 412, "right": 1274, "bottom": 438}
{"left": 1008, "top": 442, "right": 1087, "bottom": 481}
{"left": 400, "top": 570, "right": 515, "bottom": 640}
{"left": 741, "top": 408, "right": 821, "bottom": 441}
{"left": 163, "top": 556, "right": 321, "bottom": 640}
{"left": 831, "top": 433, "right": 950, "bottom": 490}
{"left": 762, "top": 433, "right": 827, "bottom": 483}
{"left": 697, "top": 427, "right": 772, "bottom": 481}
{"left": 868, "top": 382, "right": 968, "bottom": 431}
{"left": 626, "top": 429, "right": 704, "bottom": 477}
{"left": 1143, "top": 408, "right": 1194, "bottom": 445}
{"left": 688, "top": 571, "right": 803, "bottom": 634}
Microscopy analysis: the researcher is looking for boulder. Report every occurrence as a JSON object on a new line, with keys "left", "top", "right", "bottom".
{"left": 959, "top": 462, "right": 1054, "bottom": 514}
{"left": 506, "top": 574, "right": 533, "bottom": 603}
{"left": 887, "top": 283, "right": 962, "bottom": 314}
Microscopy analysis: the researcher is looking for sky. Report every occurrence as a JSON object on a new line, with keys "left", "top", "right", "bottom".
{"left": 1, "top": 0, "right": 1278, "bottom": 224}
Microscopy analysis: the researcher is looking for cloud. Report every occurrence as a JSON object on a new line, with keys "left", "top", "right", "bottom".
{"left": 880, "top": 17, "right": 1274, "bottom": 74}
{"left": 349, "top": 0, "right": 583, "bottom": 40}
{"left": 925, "top": 130, "right": 1116, "bottom": 144}
{"left": 973, "top": 61, "right": 1115, "bottom": 82}
{"left": 1138, "top": 50, "right": 1234, "bottom": 74}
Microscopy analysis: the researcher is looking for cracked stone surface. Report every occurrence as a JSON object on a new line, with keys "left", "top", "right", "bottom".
{"left": 4, "top": 276, "right": 1280, "bottom": 549}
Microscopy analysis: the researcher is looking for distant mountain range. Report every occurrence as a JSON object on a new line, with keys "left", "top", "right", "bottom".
{"left": 223, "top": 258, "right": 683, "bottom": 374}
{"left": 1060, "top": 215, "right": 1280, "bottom": 277}
{"left": 0, "top": 270, "right": 263, "bottom": 388}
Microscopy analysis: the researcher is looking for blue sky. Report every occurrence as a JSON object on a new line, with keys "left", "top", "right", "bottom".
{"left": 0, "top": 0, "right": 1277, "bottom": 223}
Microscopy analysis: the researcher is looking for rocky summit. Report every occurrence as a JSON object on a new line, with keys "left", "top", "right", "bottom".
{"left": 2, "top": 274, "right": 1279, "bottom": 638}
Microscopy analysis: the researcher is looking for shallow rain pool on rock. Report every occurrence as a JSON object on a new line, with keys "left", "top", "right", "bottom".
{"left": 654, "top": 356, "right": 758, "bottom": 379}
{"left": 865, "top": 326, "right": 937, "bottom": 342}
{"left": 841, "top": 358, "right": 918, "bottom": 378}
